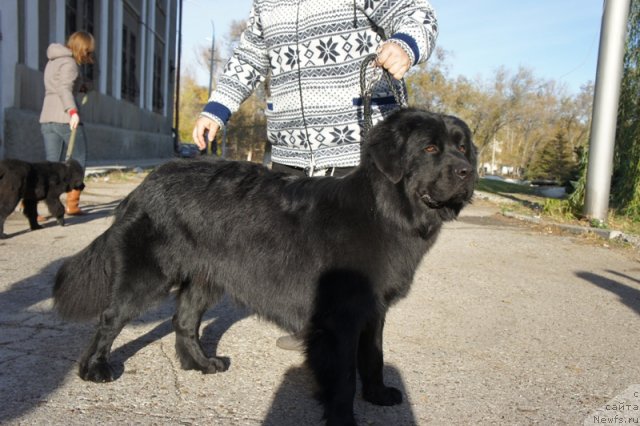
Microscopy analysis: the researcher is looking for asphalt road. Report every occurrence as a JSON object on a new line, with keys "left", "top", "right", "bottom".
{"left": 1, "top": 176, "right": 639, "bottom": 425}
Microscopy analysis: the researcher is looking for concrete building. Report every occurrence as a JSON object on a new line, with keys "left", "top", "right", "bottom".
{"left": 0, "top": 0, "right": 179, "bottom": 164}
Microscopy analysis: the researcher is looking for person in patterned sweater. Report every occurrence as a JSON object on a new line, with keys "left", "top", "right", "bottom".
{"left": 192, "top": 0, "right": 438, "bottom": 351}
{"left": 193, "top": 0, "right": 438, "bottom": 178}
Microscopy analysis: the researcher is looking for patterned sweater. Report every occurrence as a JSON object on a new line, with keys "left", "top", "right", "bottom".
{"left": 201, "top": 0, "right": 438, "bottom": 169}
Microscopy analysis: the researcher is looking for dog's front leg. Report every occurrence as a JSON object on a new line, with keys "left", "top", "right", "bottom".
{"left": 357, "top": 313, "right": 402, "bottom": 406}
{"left": 306, "top": 325, "right": 358, "bottom": 426}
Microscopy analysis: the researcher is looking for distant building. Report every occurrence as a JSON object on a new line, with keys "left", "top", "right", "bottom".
{"left": 0, "top": 0, "right": 179, "bottom": 164}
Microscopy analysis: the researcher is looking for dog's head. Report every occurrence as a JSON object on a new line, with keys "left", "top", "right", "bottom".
{"left": 364, "top": 108, "right": 477, "bottom": 218}
{"left": 65, "top": 159, "right": 86, "bottom": 192}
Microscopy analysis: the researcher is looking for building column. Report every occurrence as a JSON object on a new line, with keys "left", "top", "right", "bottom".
{"left": 112, "top": 1, "right": 122, "bottom": 100}
{"left": 162, "top": 0, "right": 172, "bottom": 117}
{"left": 145, "top": 0, "right": 156, "bottom": 111}
{"left": 52, "top": 0, "right": 65, "bottom": 43}
{"left": 98, "top": 0, "right": 109, "bottom": 94}
{"left": 23, "top": 0, "right": 38, "bottom": 69}
{"left": 138, "top": 0, "right": 148, "bottom": 109}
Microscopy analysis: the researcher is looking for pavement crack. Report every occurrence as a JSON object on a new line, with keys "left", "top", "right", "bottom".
{"left": 159, "top": 340, "right": 184, "bottom": 400}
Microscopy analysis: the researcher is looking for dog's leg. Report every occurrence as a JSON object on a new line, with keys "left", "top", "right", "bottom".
{"left": 0, "top": 215, "right": 7, "bottom": 238}
{"left": 173, "top": 279, "right": 227, "bottom": 373}
{"left": 78, "top": 305, "right": 132, "bottom": 382}
{"left": 22, "top": 199, "right": 42, "bottom": 230}
{"left": 0, "top": 195, "right": 19, "bottom": 238}
{"left": 306, "top": 271, "right": 378, "bottom": 426}
{"left": 357, "top": 314, "right": 402, "bottom": 406}
{"left": 45, "top": 194, "right": 66, "bottom": 226}
{"left": 307, "top": 321, "right": 359, "bottom": 426}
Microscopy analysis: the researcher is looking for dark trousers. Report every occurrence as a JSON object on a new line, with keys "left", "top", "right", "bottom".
{"left": 41, "top": 122, "right": 87, "bottom": 170}
{"left": 271, "top": 162, "right": 356, "bottom": 177}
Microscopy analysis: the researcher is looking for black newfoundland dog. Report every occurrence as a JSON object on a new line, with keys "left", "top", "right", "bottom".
{"left": 53, "top": 108, "right": 477, "bottom": 425}
{"left": 0, "top": 159, "right": 84, "bottom": 238}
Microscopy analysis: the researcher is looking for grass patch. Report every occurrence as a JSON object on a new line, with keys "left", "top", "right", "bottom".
{"left": 475, "top": 178, "right": 539, "bottom": 196}
{"left": 88, "top": 168, "right": 151, "bottom": 183}
{"left": 477, "top": 178, "right": 640, "bottom": 237}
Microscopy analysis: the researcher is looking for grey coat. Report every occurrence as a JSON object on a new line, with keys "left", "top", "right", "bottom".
{"left": 39, "top": 44, "right": 79, "bottom": 124}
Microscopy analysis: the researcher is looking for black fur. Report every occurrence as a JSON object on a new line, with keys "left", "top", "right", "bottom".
{"left": 53, "top": 108, "right": 477, "bottom": 426}
{"left": 0, "top": 159, "right": 84, "bottom": 238}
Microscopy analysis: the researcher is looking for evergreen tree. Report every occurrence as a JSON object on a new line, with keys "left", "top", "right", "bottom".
{"left": 526, "top": 131, "right": 576, "bottom": 184}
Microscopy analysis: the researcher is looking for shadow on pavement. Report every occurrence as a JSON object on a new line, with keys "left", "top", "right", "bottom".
{"left": 110, "top": 296, "right": 248, "bottom": 379}
{"left": 0, "top": 259, "right": 248, "bottom": 421}
{"left": 262, "top": 364, "right": 416, "bottom": 425}
{"left": 576, "top": 270, "right": 640, "bottom": 316}
{"left": 61, "top": 200, "right": 122, "bottom": 226}
{"left": 2, "top": 200, "right": 122, "bottom": 239}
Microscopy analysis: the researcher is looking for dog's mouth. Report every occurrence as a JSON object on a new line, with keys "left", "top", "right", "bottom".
{"left": 419, "top": 186, "right": 474, "bottom": 209}
{"left": 419, "top": 192, "right": 443, "bottom": 209}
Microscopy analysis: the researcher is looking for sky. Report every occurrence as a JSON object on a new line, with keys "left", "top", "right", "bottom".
{"left": 180, "top": 0, "right": 605, "bottom": 94}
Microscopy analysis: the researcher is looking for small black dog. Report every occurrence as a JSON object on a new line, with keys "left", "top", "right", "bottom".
{"left": 0, "top": 159, "right": 85, "bottom": 238}
{"left": 54, "top": 108, "right": 477, "bottom": 425}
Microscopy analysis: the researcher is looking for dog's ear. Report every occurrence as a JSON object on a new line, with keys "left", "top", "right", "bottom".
{"left": 366, "top": 125, "right": 404, "bottom": 184}
{"left": 444, "top": 115, "right": 478, "bottom": 168}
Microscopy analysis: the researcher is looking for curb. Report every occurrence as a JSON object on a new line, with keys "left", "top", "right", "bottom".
{"left": 475, "top": 190, "right": 640, "bottom": 250}
{"left": 85, "top": 157, "right": 173, "bottom": 176}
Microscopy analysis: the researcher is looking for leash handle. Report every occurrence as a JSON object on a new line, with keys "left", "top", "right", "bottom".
{"left": 360, "top": 53, "right": 408, "bottom": 137}
{"left": 65, "top": 94, "right": 88, "bottom": 161}
{"left": 65, "top": 127, "right": 77, "bottom": 161}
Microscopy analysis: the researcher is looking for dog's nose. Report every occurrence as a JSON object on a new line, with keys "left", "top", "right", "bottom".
{"left": 455, "top": 167, "right": 471, "bottom": 180}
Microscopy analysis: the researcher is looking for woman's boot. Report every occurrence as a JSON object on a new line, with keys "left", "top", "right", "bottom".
{"left": 65, "top": 189, "right": 85, "bottom": 215}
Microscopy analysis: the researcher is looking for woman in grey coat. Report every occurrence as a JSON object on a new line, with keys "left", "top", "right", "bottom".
{"left": 39, "top": 31, "right": 94, "bottom": 215}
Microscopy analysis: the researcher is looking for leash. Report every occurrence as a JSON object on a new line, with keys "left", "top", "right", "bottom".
{"left": 65, "top": 127, "right": 77, "bottom": 161}
{"left": 65, "top": 94, "right": 88, "bottom": 161}
{"left": 359, "top": 52, "right": 408, "bottom": 137}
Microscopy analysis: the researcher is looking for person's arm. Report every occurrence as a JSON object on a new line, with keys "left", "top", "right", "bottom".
{"left": 372, "top": 0, "right": 438, "bottom": 79}
{"left": 195, "top": 2, "right": 269, "bottom": 148}
{"left": 58, "top": 59, "right": 81, "bottom": 129}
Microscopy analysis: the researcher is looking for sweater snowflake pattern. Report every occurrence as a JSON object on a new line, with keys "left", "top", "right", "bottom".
{"left": 201, "top": 0, "right": 438, "bottom": 169}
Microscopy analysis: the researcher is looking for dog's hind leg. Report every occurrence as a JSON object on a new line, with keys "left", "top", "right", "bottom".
{"left": 357, "top": 314, "right": 402, "bottom": 406}
{"left": 173, "top": 276, "right": 227, "bottom": 373}
{"left": 22, "top": 199, "right": 42, "bottom": 230}
{"left": 78, "top": 304, "right": 134, "bottom": 382}
{"left": 0, "top": 192, "right": 20, "bottom": 238}
{"left": 45, "top": 193, "right": 66, "bottom": 226}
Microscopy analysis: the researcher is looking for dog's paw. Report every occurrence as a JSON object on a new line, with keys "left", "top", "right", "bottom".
{"left": 362, "top": 385, "right": 403, "bottom": 406}
{"left": 326, "top": 416, "right": 357, "bottom": 426}
{"left": 57, "top": 218, "right": 65, "bottom": 227}
{"left": 79, "top": 360, "right": 115, "bottom": 383}
{"left": 29, "top": 224, "right": 43, "bottom": 231}
{"left": 0, "top": 233, "right": 8, "bottom": 239}
{"left": 201, "top": 356, "right": 230, "bottom": 374}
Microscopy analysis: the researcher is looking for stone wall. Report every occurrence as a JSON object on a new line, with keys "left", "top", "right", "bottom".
{"left": 3, "top": 64, "right": 175, "bottom": 163}
{"left": 4, "top": 108, "right": 174, "bottom": 164}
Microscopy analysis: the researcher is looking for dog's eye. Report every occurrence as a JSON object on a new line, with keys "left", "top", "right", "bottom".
{"left": 424, "top": 145, "right": 439, "bottom": 154}
{"left": 458, "top": 145, "right": 467, "bottom": 154}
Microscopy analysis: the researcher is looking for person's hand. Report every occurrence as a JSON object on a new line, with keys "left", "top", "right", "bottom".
{"left": 69, "top": 113, "right": 80, "bottom": 130}
{"left": 376, "top": 42, "right": 411, "bottom": 80}
{"left": 192, "top": 116, "right": 220, "bottom": 150}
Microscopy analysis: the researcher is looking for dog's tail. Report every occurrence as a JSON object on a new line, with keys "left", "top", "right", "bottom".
{"left": 53, "top": 228, "right": 114, "bottom": 320}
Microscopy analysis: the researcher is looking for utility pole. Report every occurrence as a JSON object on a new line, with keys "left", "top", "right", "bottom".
{"left": 174, "top": 0, "right": 183, "bottom": 151}
{"left": 492, "top": 139, "right": 499, "bottom": 175}
{"left": 584, "top": 0, "right": 631, "bottom": 223}
{"left": 208, "top": 21, "right": 215, "bottom": 96}
{"left": 207, "top": 21, "right": 216, "bottom": 155}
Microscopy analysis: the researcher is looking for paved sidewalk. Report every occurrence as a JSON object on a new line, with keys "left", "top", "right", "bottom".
{"left": 0, "top": 177, "right": 639, "bottom": 425}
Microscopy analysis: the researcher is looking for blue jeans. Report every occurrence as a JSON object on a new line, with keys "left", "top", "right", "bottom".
{"left": 41, "top": 122, "right": 87, "bottom": 169}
